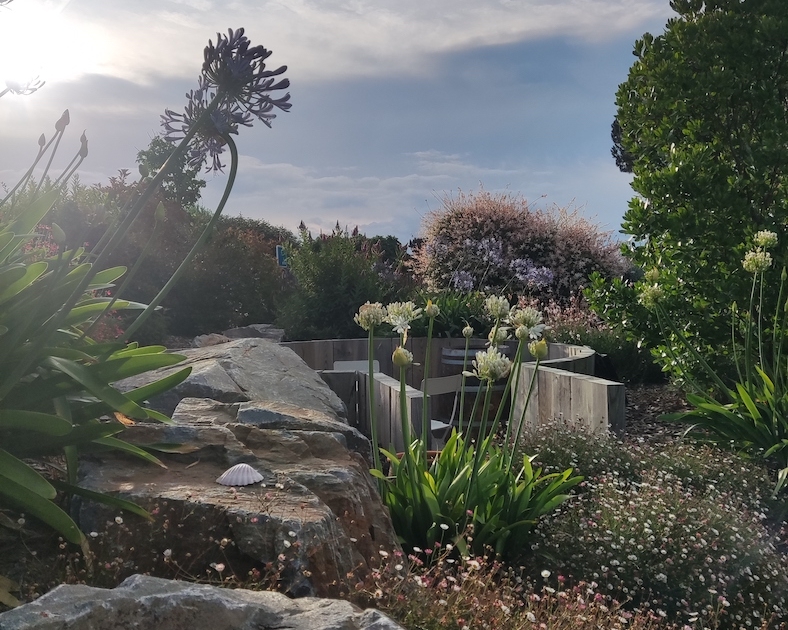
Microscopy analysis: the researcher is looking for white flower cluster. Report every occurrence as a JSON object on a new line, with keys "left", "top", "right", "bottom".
{"left": 354, "top": 301, "right": 386, "bottom": 331}
{"left": 385, "top": 301, "right": 423, "bottom": 337}
{"left": 508, "top": 306, "right": 547, "bottom": 340}
{"left": 743, "top": 230, "right": 777, "bottom": 274}
{"left": 465, "top": 346, "right": 511, "bottom": 382}
{"left": 742, "top": 249, "right": 773, "bottom": 274}
{"left": 484, "top": 295, "right": 510, "bottom": 321}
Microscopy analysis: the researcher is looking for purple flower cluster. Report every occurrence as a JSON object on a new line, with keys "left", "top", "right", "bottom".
{"left": 468, "top": 237, "right": 505, "bottom": 267}
{"left": 161, "top": 28, "right": 291, "bottom": 172}
{"left": 450, "top": 270, "right": 475, "bottom": 291}
{"left": 510, "top": 258, "right": 554, "bottom": 289}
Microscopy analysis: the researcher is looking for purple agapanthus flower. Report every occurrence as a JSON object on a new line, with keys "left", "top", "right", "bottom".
{"left": 510, "top": 258, "right": 554, "bottom": 289}
{"left": 161, "top": 28, "right": 291, "bottom": 172}
{"left": 474, "top": 237, "right": 505, "bottom": 266}
{"left": 450, "top": 270, "right": 475, "bottom": 291}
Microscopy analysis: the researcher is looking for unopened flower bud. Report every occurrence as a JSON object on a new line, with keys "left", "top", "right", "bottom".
{"left": 392, "top": 346, "right": 414, "bottom": 368}
{"left": 79, "top": 131, "right": 88, "bottom": 158}
{"left": 528, "top": 339, "right": 548, "bottom": 360}
{"left": 50, "top": 223, "right": 66, "bottom": 246}
{"left": 424, "top": 300, "right": 440, "bottom": 319}
{"left": 55, "top": 109, "right": 70, "bottom": 132}
{"left": 462, "top": 325, "right": 474, "bottom": 339}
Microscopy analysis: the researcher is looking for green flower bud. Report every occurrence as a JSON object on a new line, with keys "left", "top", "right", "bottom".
{"left": 392, "top": 346, "right": 414, "bottom": 368}
{"left": 50, "top": 222, "right": 66, "bottom": 246}
{"left": 528, "top": 339, "right": 548, "bottom": 360}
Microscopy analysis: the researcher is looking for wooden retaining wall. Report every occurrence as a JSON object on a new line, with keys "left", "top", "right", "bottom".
{"left": 285, "top": 338, "right": 625, "bottom": 441}
{"left": 512, "top": 365, "right": 626, "bottom": 435}
{"left": 318, "top": 369, "right": 429, "bottom": 452}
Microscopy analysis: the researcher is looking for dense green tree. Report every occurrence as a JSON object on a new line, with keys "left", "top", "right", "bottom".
{"left": 589, "top": 0, "right": 788, "bottom": 384}
{"left": 136, "top": 135, "right": 206, "bottom": 208}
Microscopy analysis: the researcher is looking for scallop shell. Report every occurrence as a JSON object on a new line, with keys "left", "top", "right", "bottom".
{"left": 216, "top": 463, "right": 263, "bottom": 486}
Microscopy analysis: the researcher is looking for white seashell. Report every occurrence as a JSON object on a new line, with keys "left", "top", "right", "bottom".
{"left": 216, "top": 463, "right": 263, "bottom": 486}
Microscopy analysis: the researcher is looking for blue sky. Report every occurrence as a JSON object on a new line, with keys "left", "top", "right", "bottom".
{"left": 0, "top": 0, "right": 674, "bottom": 243}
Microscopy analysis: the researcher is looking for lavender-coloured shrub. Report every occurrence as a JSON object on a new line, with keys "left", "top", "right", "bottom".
{"left": 413, "top": 189, "right": 628, "bottom": 302}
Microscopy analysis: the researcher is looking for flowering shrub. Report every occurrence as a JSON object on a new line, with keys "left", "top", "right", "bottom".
{"left": 533, "top": 469, "right": 788, "bottom": 628}
{"left": 413, "top": 189, "right": 628, "bottom": 302}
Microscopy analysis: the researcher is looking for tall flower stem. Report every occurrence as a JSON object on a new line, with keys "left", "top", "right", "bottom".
{"left": 458, "top": 334, "right": 472, "bottom": 433}
{"left": 421, "top": 314, "right": 435, "bottom": 459}
{"left": 121, "top": 133, "right": 237, "bottom": 342}
{"left": 501, "top": 339, "right": 526, "bottom": 452}
{"left": 367, "top": 328, "right": 382, "bottom": 480}
{"left": 506, "top": 355, "right": 540, "bottom": 474}
{"left": 463, "top": 381, "right": 493, "bottom": 517}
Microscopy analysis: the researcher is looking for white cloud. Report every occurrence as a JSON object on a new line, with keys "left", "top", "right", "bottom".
{"left": 203, "top": 148, "right": 633, "bottom": 243}
{"left": 17, "top": 0, "right": 671, "bottom": 86}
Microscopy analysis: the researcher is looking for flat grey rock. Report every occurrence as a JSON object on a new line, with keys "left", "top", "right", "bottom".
{"left": 0, "top": 574, "right": 404, "bottom": 630}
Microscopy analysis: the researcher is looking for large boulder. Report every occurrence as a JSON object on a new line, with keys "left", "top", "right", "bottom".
{"left": 0, "top": 574, "right": 404, "bottom": 630}
{"left": 117, "top": 338, "right": 346, "bottom": 419}
{"left": 72, "top": 397, "right": 398, "bottom": 597}
{"left": 223, "top": 323, "right": 285, "bottom": 342}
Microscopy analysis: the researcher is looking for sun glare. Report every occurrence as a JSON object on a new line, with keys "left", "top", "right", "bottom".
{"left": 0, "top": 1, "right": 106, "bottom": 89}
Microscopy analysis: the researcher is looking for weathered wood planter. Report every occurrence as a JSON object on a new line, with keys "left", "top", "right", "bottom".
{"left": 280, "top": 339, "right": 625, "bottom": 451}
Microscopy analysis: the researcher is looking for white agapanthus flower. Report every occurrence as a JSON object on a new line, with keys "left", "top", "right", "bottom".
{"left": 508, "top": 306, "right": 547, "bottom": 339}
{"left": 743, "top": 249, "right": 773, "bottom": 274}
{"left": 484, "top": 295, "right": 510, "bottom": 321}
{"left": 385, "top": 301, "right": 423, "bottom": 337}
{"left": 464, "top": 346, "right": 511, "bottom": 382}
{"left": 354, "top": 302, "right": 386, "bottom": 331}
{"left": 754, "top": 230, "right": 778, "bottom": 249}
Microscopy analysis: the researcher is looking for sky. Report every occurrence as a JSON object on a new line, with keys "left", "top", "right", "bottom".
{"left": 0, "top": 0, "right": 675, "bottom": 244}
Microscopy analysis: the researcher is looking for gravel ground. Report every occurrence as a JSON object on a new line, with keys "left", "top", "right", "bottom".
{"left": 622, "top": 382, "right": 693, "bottom": 445}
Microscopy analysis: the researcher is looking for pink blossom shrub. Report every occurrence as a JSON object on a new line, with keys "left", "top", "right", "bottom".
{"left": 413, "top": 189, "right": 629, "bottom": 302}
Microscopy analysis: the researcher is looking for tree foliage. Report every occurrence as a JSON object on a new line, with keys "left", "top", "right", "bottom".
{"left": 588, "top": 0, "right": 788, "bottom": 384}
{"left": 136, "top": 136, "right": 206, "bottom": 208}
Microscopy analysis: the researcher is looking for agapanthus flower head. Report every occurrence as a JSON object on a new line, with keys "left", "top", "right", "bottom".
{"left": 464, "top": 346, "right": 511, "bottom": 382}
{"left": 450, "top": 270, "right": 474, "bottom": 292}
{"left": 424, "top": 299, "right": 440, "bottom": 319}
{"left": 202, "top": 28, "right": 291, "bottom": 124}
{"left": 638, "top": 283, "right": 665, "bottom": 309}
{"left": 3, "top": 76, "right": 45, "bottom": 97}
{"left": 528, "top": 339, "right": 548, "bottom": 360}
{"left": 161, "top": 28, "right": 291, "bottom": 172}
{"left": 354, "top": 302, "right": 386, "bottom": 331}
{"left": 385, "top": 301, "right": 423, "bottom": 338}
{"left": 508, "top": 306, "right": 547, "bottom": 339}
{"left": 392, "top": 346, "right": 414, "bottom": 368}
{"left": 754, "top": 230, "right": 778, "bottom": 249}
{"left": 743, "top": 250, "right": 773, "bottom": 274}
{"left": 488, "top": 326, "right": 510, "bottom": 347}
{"left": 644, "top": 268, "right": 660, "bottom": 283}
{"left": 462, "top": 324, "right": 474, "bottom": 339}
{"left": 484, "top": 295, "right": 510, "bottom": 321}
